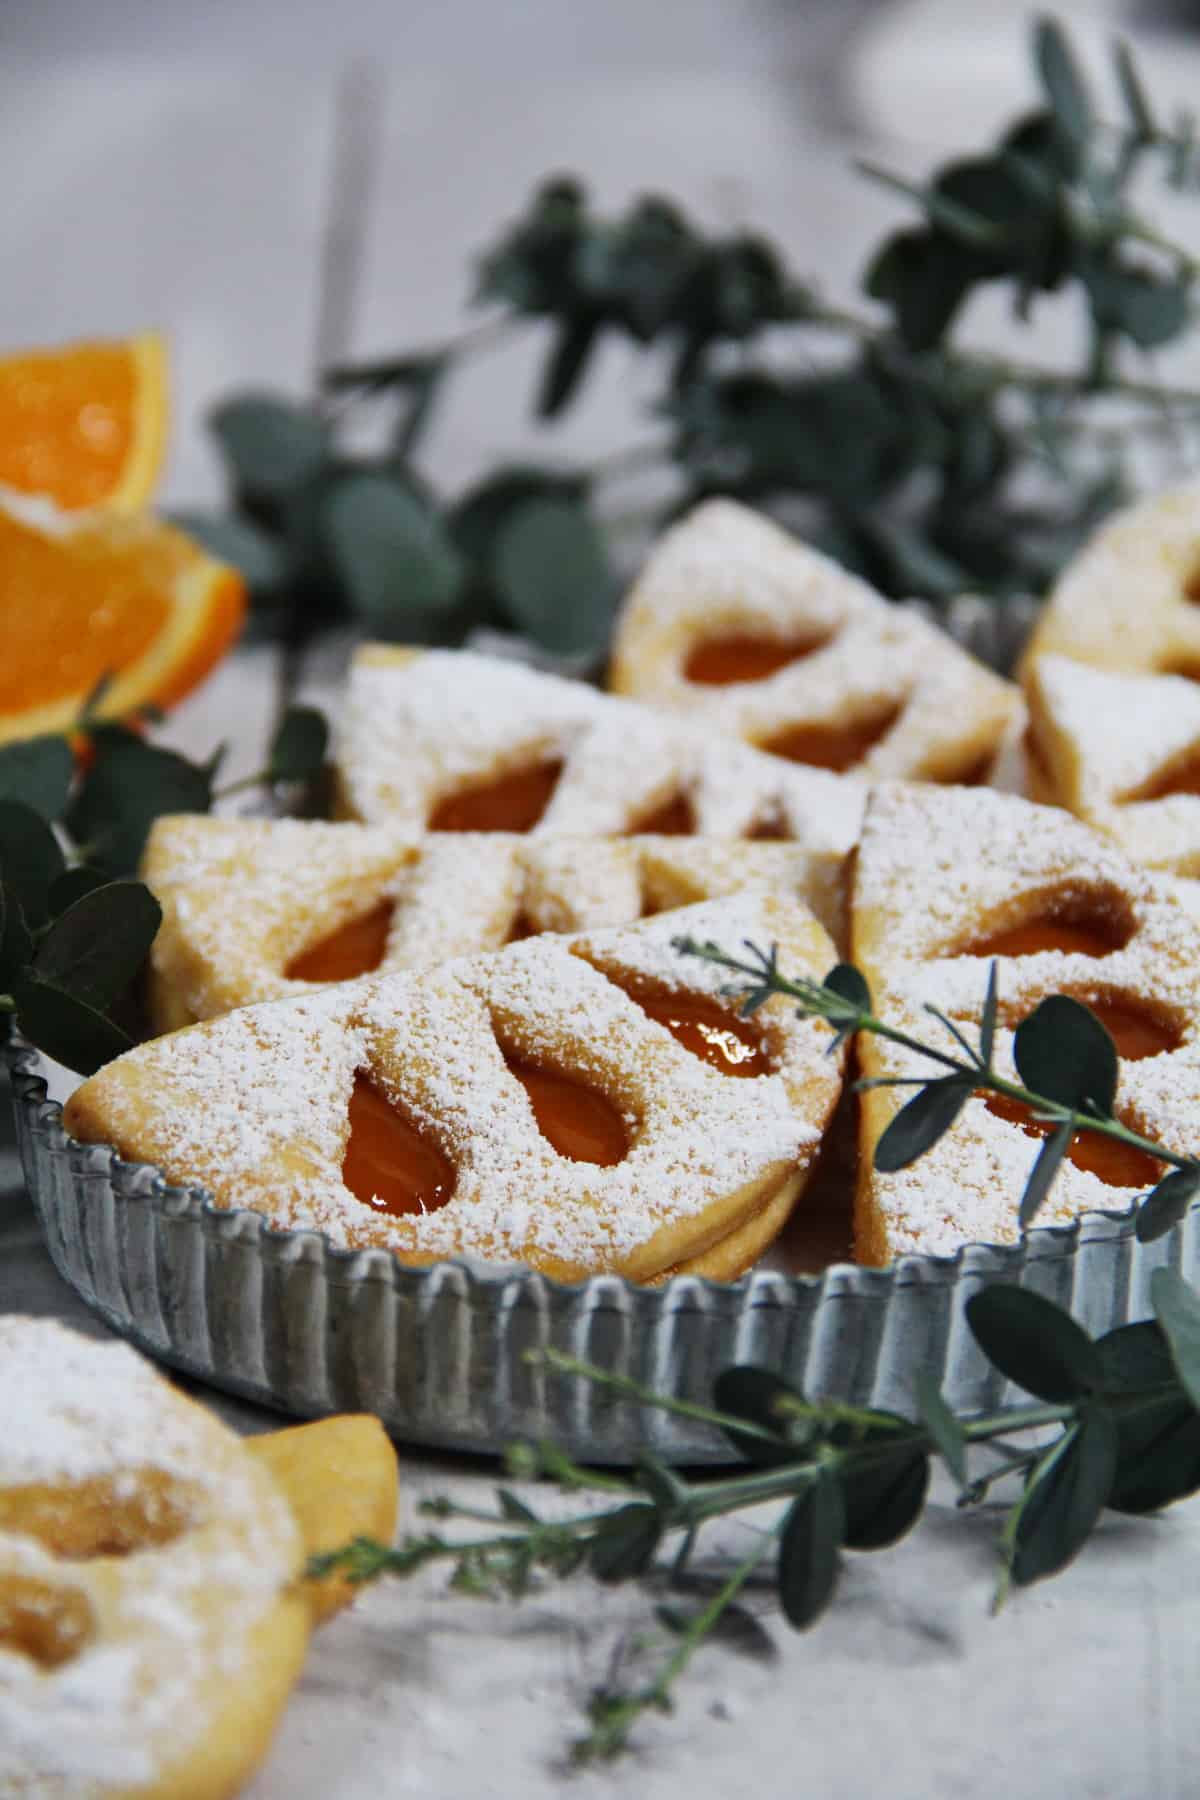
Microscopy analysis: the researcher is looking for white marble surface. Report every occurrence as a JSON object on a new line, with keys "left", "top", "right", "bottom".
{"left": 5, "top": 3, "right": 1200, "bottom": 1792}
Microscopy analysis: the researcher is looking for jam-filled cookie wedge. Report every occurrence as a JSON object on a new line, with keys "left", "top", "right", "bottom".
{"left": 1024, "top": 653, "right": 1200, "bottom": 876}
{"left": 333, "top": 643, "right": 867, "bottom": 856}
{"left": 142, "top": 814, "right": 849, "bottom": 1032}
{"left": 67, "top": 893, "right": 847, "bottom": 1286}
{"left": 1020, "top": 475, "right": 1200, "bottom": 678}
{"left": 608, "top": 499, "right": 1019, "bottom": 783}
{"left": 850, "top": 783, "right": 1200, "bottom": 1265}
{"left": 0, "top": 1317, "right": 313, "bottom": 1799}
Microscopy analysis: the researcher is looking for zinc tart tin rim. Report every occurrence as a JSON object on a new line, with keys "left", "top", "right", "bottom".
{"left": 8, "top": 1035, "right": 1198, "bottom": 1463}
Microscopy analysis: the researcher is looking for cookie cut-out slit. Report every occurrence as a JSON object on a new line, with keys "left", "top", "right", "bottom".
{"left": 0, "top": 1473, "right": 197, "bottom": 1559}
{"left": 1124, "top": 748, "right": 1200, "bottom": 802}
{"left": 500, "top": 1048, "right": 629, "bottom": 1165}
{"left": 684, "top": 631, "right": 832, "bottom": 686}
{"left": 286, "top": 899, "right": 393, "bottom": 983}
{"left": 984, "top": 1093, "right": 1162, "bottom": 1190}
{"left": 746, "top": 811, "right": 789, "bottom": 840}
{"left": 1183, "top": 561, "right": 1200, "bottom": 604}
{"left": 342, "top": 1075, "right": 457, "bottom": 1217}
{"left": 600, "top": 974, "right": 772, "bottom": 1076}
{"left": 626, "top": 790, "right": 695, "bottom": 835}
{"left": 0, "top": 1577, "right": 94, "bottom": 1668}
{"left": 428, "top": 759, "right": 563, "bottom": 832}
{"left": 959, "top": 897, "right": 1134, "bottom": 960}
{"left": 763, "top": 703, "right": 903, "bottom": 773}
{"left": 504, "top": 910, "right": 541, "bottom": 944}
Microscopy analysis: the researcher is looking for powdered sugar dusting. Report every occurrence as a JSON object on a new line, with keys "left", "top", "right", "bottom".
{"left": 610, "top": 498, "right": 1019, "bottom": 780}
{"left": 854, "top": 784, "right": 1200, "bottom": 1258}
{"left": 145, "top": 820, "right": 849, "bottom": 1026}
{"left": 336, "top": 647, "right": 866, "bottom": 857}
{"left": 0, "top": 1318, "right": 302, "bottom": 1789}
{"left": 67, "top": 895, "right": 843, "bottom": 1283}
{"left": 1029, "top": 654, "right": 1200, "bottom": 875}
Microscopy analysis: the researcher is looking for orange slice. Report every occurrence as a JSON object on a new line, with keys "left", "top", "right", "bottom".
{"left": 0, "top": 501, "right": 245, "bottom": 743}
{"left": 0, "top": 334, "right": 168, "bottom": 513}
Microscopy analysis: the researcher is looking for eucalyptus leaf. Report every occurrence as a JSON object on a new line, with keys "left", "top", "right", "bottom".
{"left": 1010, "top": 1404, "right": 1117, "bottom": 1587}
{"left": 1018, "top": 1118, "right": 1074, "bottom": 1228}
{"left": 48, "top": 867, "right": 112, "bottom": 916}
{"left": 492, "top": 495, "right": 615, "bottom": 657}
{"left": 873, "top": 1075, "right": 971, "bottom": 1173}
{"left": 979, "top": 962, "right": 999, "bottom": 1070}
{"left": 209, "top": 393, "right": 332, "bottom": 502}
{"left": 268, "top": 706, "right": 329, "bottom": 783}
{"left": 1113, "top": 40, "right": 1155, "bottom": 143}
{"left": 777, "top": 1471, "right": 844, "bottom": 1629}
{"left": 1034, "top": 15, "right": 1093, "bottom": 155}
{"left": 965, "top": 1284, "right": 1101, "bottom": 1402}
{"left": 13, "top": 974, "right": 133, "bottom": 1076}
{"left": 0, "top": 883, "right": 32, "bottom": 990}
{"left": 1012, "top": 994, "right": 1118, "bottom": 1116}
{"left": 1135, "top": 1167, "right": 1200, "bottom": 1243}
{"left": 1108, "top": 1402, "right": 1200, "bottom": 1514}
{"left": 914, "top": 1369, "right": 968, "bottom": 1485}
{"left": 712, "top": 1365, "right": 808, "bottom": 1466}
{"left": 1150, "top": 1267, "right": 1200, "bottom": 1413}
{"left": 1096, "top": 1320, "right": 1177, "bottom": 1393}
{"left": 537, "top": 318, "right": 601, "bottom": 419}
{"left": 0, "top": 737, "right": 73, "bottom": 823}
{"left": 67, "top": 741, "right": 214, "bottom": 877}
{"left": 168, "top": 509, "right": 291, "bottom": 597}
{"left": 448, "top": 466, "right": 584, "bottom": 567}
{"left": 1080, "top": 256, "right": 1190, "bottom": 350}
{"left": 320, "top": 472, "right": 466, "bottom": 639}
{"left": 823, "top": 963, "right": 871, "bottom": 1015}
{"left": 32, "top": 881, "right": 161, "bottom": 1011}
{"left": 841, "top": 1449, "right": 929, "bottom": 1551}
{"left": 0, "top": 799, "right": 66, "bottom": 926}
{"left": 587, "top": 1504, "right": 661, "bottom": 1583}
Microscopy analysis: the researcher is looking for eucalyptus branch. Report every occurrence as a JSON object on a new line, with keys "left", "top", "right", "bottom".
{"left": 673, "top": 934, "right": 1200, "bottom": 1242}
{"left": 307, "top": 1270, "right": 1200, "bottom": 1759}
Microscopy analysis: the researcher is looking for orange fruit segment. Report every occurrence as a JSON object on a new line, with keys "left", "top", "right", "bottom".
{"left": 0, "top": 334, "right": 168, "bottom": 513}
{"left": 0, "top": 501, "right": 245, "bottom": 742}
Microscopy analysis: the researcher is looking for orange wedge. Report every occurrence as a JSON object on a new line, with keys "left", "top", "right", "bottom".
{"left": 0, "top": 501, "right": 245, "bottom": 743}
{"left": 0, "top": 334, "right": 168, "bottom": 513}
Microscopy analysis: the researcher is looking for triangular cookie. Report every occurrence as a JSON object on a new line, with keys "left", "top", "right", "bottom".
{"left": 142, "top": 816, "right": 848, "bottom": 1032}
{"left": 609, "top": 499, "right": 1019, "bottom": 782}
{"left": 850, "top": 783, "right": 1200, "bottom": 1263}
{"left": 67, "top": 893, "right": 846, "bottom": 1285}
{"left": 1021, "top": 476, "right": 1200, "bottom": 677}
{"left": 334, "top": 644, "right": 867, "bottom": 857}
{"left": 1025, "top": 653, "right": 1200, "bottom": 875}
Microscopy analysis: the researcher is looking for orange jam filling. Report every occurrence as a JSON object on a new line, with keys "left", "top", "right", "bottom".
{"left": 628, "top": 791, "right": 694, "bottom": 835}
{"left": 287, "top": 901, "right": 393, "bottom": 983}
{"left": 1184, "top": 564, "right": 1200, "bottom": 604}
{"left": 684, "top": 632, "right": 830, "bottom": 686}
{"left": 764, "top": 705, "right": 901, "bottom": 773}
{"left": 503, "top": 1054, "right": 628, "bottom": 1164}
{"left": 428, "top": 760, "right": 563, "bottom": 832}
{"left": 984, "top": 1093, "right": 1162, "bottom": 1190}
{"left": 342, "top": 1077, "right": 456, "bottom": 1217}
{"left": 1084, "top": 999, "right": 1177, "bottom": 1061}
{"left": 963, "top": 912, "right": 1130, "bottom": 960}
{"left": 632, "top": 989, "right": 772, "bottom": 1076}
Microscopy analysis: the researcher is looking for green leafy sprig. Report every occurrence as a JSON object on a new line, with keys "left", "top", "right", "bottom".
{"left": 310, "top": 1273, "right": 1200, "bottom": 1761}
{"left": 672, "top": 938, "right": 1199, "bottom": 1242}
{"left": 0, "top": 696, "right": 329, "bottom": 1073}
{"left": 195, "top": 17, "right": 1200, "bottom": 659}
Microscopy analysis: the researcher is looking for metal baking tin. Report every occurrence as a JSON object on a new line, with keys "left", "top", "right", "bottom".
{"left": 4, "top": 592, "right": 1166, "bottom": 1462}
{"left": 10, "top": 1038, "right": 1198, "bottom": 1463}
